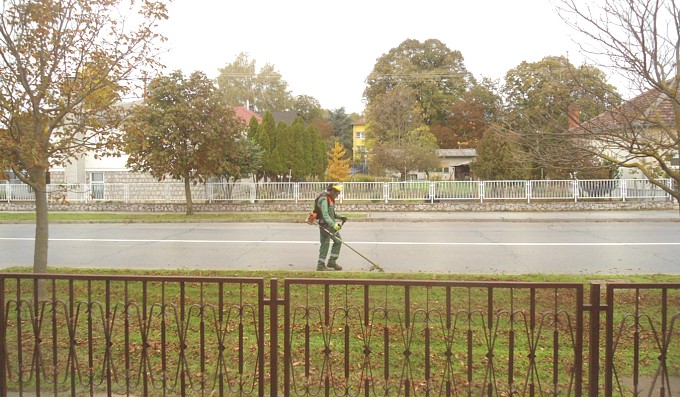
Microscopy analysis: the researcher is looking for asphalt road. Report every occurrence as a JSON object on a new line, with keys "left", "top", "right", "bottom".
{"left": 1, "top": 221, "right": 679, "bottom": 274}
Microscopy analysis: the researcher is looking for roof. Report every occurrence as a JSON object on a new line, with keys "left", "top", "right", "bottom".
{"left": 234, "top": 107, "right": 262, "bottom": 124}
{"left": 352, "top": 118, "right": 366, "bottom": 125}
{"left": 271, "top": 111, "right": 301, "bottom": 125}
{"left": 579, "top": 86, "right": 677, "bottom": 132}
{"left": 436, "top": 149, "right": 477, "bottom": 158}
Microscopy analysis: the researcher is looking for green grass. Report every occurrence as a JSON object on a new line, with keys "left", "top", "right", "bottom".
{"left": 2, "top": 268, "right": 679, "bottom": 396}
{"left": 0, "top": 211, "right": 328, "bottom": 223}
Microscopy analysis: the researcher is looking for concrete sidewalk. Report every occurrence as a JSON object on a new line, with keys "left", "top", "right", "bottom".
{"left": 359, "top": 209, "right": 680, "bottom": 222}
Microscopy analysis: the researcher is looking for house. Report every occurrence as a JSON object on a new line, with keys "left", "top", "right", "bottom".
{"left": 351, "top": 118, "right": 367, "bottom": 173}
{"left": 271, "top": 111, "right": 301, "bottom": 125}
{"left": 433, "top": 149, "right": 477, "bottom": 180}
{"left": 46, "top": 106, "right": 261, "bottom": 186}
{"left": 234, "top": 106, "right": 263, "bottom": 124}
{"left": 350, "top": 118, "right": 478, "bottom": 179}
{"left": 575, "top": 87, "right": 680, "bottom": 179}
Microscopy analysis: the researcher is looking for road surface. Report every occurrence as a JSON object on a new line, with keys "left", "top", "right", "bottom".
{"left": 1, "top": 221, "right": 678, "bottom": 274}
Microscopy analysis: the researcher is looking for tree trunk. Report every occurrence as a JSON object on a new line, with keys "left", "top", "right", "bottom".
{"left": 31, "top": 168, "right": 49, "bottom": 274}
{"left": 184, "top": 176, "right": 193, "bottom": 215}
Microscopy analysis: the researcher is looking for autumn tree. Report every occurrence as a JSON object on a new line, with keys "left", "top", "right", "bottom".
{"left": 325, "top": 141, "right": 351, "bottom": 182}
{"left": 291, "top": 95, "right": 324, "bottom": 122}
{"left": 215, "top": 137, "right": 263, "bottom": 198}
{"left": 123, "top": 71, "right": 243, "bottom": 215}
{"left": 501, "top": 56, "right": 620, "bottom": 178}
{"left": 471, "top": 126, "right": 532, "bottom": 180}
{"left": 216, "top": 52, "right": 293, "bottom": 112}
{"left": 365, "top": 85, "right": 441, "bottom": 178}
{"left": 369, "top": 127, "right": 441, "bottom": 179}
{"left": 364, "top": 38, "right": 476, "bottom": 126}
{"left": 0, "top": 0, "right": 168, "bottom": 272}
{"left": 557, "top": 0, "right": 680, "bottom": 208}
{"left": 431, "top": 92, "right": 487, "bottom": 149}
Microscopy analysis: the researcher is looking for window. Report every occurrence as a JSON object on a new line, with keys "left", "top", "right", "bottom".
{"left": 90, "top": 172, "right": 104, "bottom": 200}
{"left": 356, "top": 132, "right": 365, "bottom": 139}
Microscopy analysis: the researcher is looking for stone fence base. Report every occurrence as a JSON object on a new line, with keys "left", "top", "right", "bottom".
{"left": 1, "top": 200, "right": 677, "bottom": 213}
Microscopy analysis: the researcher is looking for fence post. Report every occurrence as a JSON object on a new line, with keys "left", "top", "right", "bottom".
{"left": 479, "top": 181, "right": 485, "bottom": 203}
{"left": 669, "top": 178, "right": 675, "bottom": 202}
{"left": 526, "top": 181, "right": 532, "bottom": 203}
{"left": 0, "top": 277, "right": 6, "bottom": 397}
{"left": 383, "top": 183, "right": 389, "bottom": 204}
{"left": 429, "top": 182, "right": 436, "bottom": 203}
{"left": 588, "top": 282, "right": 601, "bottom": 397}
{"left": 621, "top": 179, "right": 626, "bottom": 202}
{"left": 269, "top": 278, "right": 279, "bottom": 397}
{"left": 250, "top": 184, "right": 256, "bottom": 204}
{"left": 573, "top": 179, "right": 579, "bottom": 203}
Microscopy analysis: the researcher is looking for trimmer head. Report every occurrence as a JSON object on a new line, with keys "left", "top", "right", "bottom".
{"left": 369, "top": 263, "right": 385, "bottom": 272}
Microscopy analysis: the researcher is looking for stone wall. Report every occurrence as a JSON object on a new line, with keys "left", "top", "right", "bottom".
{"left": 1, "top": 200, "right": 676, "bottom": 213}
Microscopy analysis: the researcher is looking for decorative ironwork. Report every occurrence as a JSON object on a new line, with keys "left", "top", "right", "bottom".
{"left": 1, "top": 275, "right": 678, "bottom": 396}
{"left": 283, "top": 280, "right": 584, "bottom": 397}
{"left": 0, "top": 275, "right": 265, "bottom": 397}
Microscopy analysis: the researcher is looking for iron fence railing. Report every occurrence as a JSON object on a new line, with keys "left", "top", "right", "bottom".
{"left": 1, "top": 274, "right": 678, "bottom": 396}
{"left": 0, "top": 179, "right": 675, "bottom": 204}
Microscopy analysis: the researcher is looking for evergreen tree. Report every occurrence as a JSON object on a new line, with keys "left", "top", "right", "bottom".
{"left": 288, "top": 117, "right": 307, "bottom": 179}
{"left": 247, "top": 116, "right": 259, "bottom": 140}
{"left": 269, "top": 122, "right": 289, "bottom": 178}
{"left": 255, "top": 112, "right": 276, "bottom": 180}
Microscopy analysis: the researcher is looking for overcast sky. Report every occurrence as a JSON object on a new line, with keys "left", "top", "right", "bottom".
{"left": 158, "top": 0, "right": 588, "bottom": 114}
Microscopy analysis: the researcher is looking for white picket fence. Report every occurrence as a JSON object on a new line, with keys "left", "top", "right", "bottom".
{"left": 0, "top": 179, "right": 674, "bottom": 204}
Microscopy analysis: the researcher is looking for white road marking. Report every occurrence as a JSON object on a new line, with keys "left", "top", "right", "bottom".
{"left": 0, "top": 237, "right": 678, "bottom": 246}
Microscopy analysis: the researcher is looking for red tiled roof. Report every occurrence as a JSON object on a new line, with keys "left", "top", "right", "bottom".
{"left": 580, "top": 87, "right": 677, "bottom": 131}
{"left": 234, "top": 107, "right": 262, "bottom": 124}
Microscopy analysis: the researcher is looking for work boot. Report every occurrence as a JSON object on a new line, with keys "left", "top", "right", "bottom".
{"left": 327, "top": 263, "right": 343, "bottom": 271}
{"left": 317, "top": 265, "right": 332, "bottom": 271}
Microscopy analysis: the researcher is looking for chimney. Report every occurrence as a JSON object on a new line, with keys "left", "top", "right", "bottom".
{"left": 568, "top": 106, "right": 581, "bottom": 130}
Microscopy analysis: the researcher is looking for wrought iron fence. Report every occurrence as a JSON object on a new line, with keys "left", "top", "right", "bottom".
{"left": 1, "top": 274, "right": 678, "bottom": 396}
{"left": 0, "top": 179, "right": 675, "bottom": 204}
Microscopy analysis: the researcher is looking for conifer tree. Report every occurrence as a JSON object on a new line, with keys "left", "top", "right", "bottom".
{"left": 248, "top": 116, "right": 259, "bottom": 140}
{"left": 255, "top": 112, "right": 275, "bottom": 181}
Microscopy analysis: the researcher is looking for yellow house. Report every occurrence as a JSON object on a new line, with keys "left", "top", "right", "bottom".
{"left": 352, "top": 118, "right": 367, "bottom": 173}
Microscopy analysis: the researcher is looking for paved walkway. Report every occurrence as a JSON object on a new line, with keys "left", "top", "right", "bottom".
{"left": 360, "top": 209, "right": 680, "bottom": 222}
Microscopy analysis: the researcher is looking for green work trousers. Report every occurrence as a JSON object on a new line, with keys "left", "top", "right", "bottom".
{"left": 318, "top": 226, "right": 342, "bottom": 266}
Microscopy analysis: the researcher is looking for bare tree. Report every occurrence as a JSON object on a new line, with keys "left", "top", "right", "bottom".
{"left": 0, "top": 0, "right": 169, "bottom": 272}
{"left": 557, "top": 0, "right": 680, "bottom": 208}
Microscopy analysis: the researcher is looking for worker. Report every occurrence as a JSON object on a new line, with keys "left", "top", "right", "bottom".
{"left": 315, "top": 183, "right": 347, "bottom": 271}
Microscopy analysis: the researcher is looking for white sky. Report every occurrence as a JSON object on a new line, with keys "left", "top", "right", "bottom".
{"left": 158, "top": 0, "right": 588, "bottom": 114}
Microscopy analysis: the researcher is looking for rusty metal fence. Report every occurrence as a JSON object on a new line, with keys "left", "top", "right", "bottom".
{"left": 0, "top": 274, "right": 678, "bottom": 397}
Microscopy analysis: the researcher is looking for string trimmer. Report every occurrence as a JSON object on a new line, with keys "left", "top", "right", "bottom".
{"left": 320, "top": 221, "right": 385, "bottom": 272}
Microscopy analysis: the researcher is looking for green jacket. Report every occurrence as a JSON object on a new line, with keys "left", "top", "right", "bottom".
{"left": 316, "top": 192, "right": 342, "bottom": 228}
